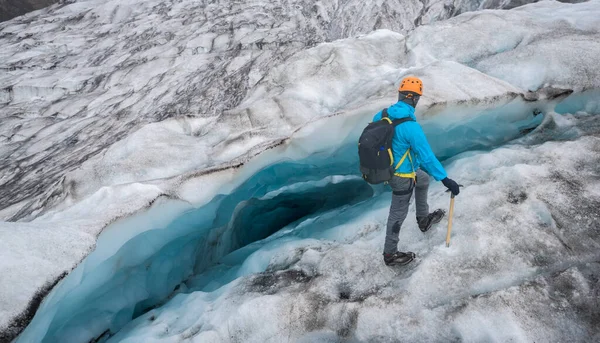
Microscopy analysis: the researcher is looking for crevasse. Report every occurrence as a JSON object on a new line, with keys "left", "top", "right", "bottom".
{"left": 17, "top": 90, "right": 597, "bottom": 343}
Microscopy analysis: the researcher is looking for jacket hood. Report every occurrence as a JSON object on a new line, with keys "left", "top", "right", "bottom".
{"left": 386, "top": 101, "right": 416, "bottom": 121}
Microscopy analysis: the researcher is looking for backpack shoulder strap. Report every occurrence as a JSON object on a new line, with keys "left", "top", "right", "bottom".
{"left": 382, "top": 108, "right": 414, "bottom": 126}
{"left": 392, "top": 117, "right": 414, "bottom": 126}
{"left": 380, "top": 108, "right": 393, "bottom": 124}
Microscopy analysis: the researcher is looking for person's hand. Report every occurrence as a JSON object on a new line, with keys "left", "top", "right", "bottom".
{"left": 442, "top": 177, "right": 460, "bottom": 196}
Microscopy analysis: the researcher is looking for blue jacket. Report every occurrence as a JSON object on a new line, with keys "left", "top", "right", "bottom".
{"left": 372, "top": 101, "right": 447, "bottom": 181}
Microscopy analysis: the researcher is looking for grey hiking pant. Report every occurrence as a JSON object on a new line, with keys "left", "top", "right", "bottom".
{"left": 384, "top": 169, "right": 430, "bottom": 254}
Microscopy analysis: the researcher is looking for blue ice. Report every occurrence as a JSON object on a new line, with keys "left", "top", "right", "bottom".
{"left": 18, "top": 92, "right": 597, "bottom": 343}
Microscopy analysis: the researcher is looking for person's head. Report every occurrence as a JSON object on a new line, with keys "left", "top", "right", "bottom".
{"left": 398, "top": 76, "right": 422, "bottom": 108}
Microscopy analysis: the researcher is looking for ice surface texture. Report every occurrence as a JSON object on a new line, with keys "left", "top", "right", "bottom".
{"left": 0, "top": 0, "right": 527, "bottom": 220}
{"left": 20, "top": 110, "right": 600, "bottom": 342}
{"left": 1, "top": 0, "right": 600, "bottom": 342}
{"left": 1, "top": 0, "right": 595, "bottom": 220}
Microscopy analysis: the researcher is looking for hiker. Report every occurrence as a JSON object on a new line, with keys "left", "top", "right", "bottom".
{"left": 360, "top": 76, "right": 460, "bottom": 266}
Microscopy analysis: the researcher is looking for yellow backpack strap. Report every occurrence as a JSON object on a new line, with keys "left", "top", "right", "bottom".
{"left": 380, "top": 108, "right": 394, "bottom": 165}
{"left": 382, "top": 108, "right": 417, "bottom": 180}
{"left": 381, "top": 108, "right": 392, "bottom": 124}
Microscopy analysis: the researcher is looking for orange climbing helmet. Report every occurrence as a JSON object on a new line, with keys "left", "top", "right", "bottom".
{"left": 398, "top": 76, "right": 423, "bottom": 96}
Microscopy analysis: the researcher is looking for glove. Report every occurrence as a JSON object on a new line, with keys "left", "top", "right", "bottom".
{"left": 442, "top": 177, "right": 460, "bottom": 196}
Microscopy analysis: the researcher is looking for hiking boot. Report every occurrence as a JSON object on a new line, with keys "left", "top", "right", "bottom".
{"left": 383, "top": 251, "right": 415, "bottom": 266}
{"left": 417, "top": 209, "right": 445, "bottom": 233}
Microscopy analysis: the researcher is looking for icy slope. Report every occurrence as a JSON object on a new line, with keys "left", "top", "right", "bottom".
{"left": 0, "top": 0, "right": 590, "bottom": 221}
{"left": 0, "top": 0, "right": 526, "bottom": 221}
{"left": 2, "top": 0, "right": 600, "bottom": 341}
{"left": 111, "top": 114, "right": 600, "bottom": 343}
{"left": 20, "top": 111, "right": 600, "bottom": 342}
{"left": 409, "top": 0, "right": 600, "bottom": 92}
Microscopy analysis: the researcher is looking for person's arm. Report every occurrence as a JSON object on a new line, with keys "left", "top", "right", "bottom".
{"left": 372, "top": 110, "right": 383, "bottom": 122}
{"left": 405, "top": 122, "right": 447, "bottom": 181}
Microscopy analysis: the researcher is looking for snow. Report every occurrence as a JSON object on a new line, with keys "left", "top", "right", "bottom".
{"left": 98, "top": 111, "right": 600, "bottom": 343}
{"left": 1, "top": 0, "right": 600, "bottom": 342}
{"left": 14, "top": 108, "right": 600, "bottom": 341}
{"left": 4, "top": 0, "right": 594, "bottom": 221}
{"left": 408, "top": 0, "right": 600, "bottom": 92}
{"left": 0, "top": 221, "right": 95, "bottom": 330}
{"left": 1, "top": 0, "right": 499, "bottom": 220}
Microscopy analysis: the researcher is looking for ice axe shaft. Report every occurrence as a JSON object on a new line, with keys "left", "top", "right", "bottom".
{"left": 445, "top": 194, "right": 455, "bottom": 247}
{"left": 444, "top": 185, "right": 462, "bottom": 247}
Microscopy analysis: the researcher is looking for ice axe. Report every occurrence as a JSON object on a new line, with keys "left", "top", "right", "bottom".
{"left": 445, "top": 185, "right": 463, "bottom": 247}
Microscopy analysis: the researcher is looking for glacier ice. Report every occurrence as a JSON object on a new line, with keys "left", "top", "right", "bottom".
{"left": 101, "top": 110, "right": 599, "bottom": 343}
{"left": 14, "top": 97, "right": 600, "bottom": 342}
{"left": 1, "top": 0, "right": 600, "bottom": 342}
{"left": 1, "top": 0, "right": 596, "bottom": 221}
{"left": 0, "top": 0, "right": 529, "bottom": 220}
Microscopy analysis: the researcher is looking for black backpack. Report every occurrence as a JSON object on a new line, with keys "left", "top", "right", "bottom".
{"left": 358, "top": 108, "right": 413, "bottom": 184}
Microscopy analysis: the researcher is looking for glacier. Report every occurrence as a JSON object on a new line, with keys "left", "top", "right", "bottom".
{"left": 1, "top": 0, "right": 554, "bottom": 221}
{"left": 14, "top": 106, "right": 600, "bottom": 342}
{"left": 109, "top": 115, "right": 600, "bottom": 343}
{"left": 1, "top": 0, "right": 600, "bottom": 342}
